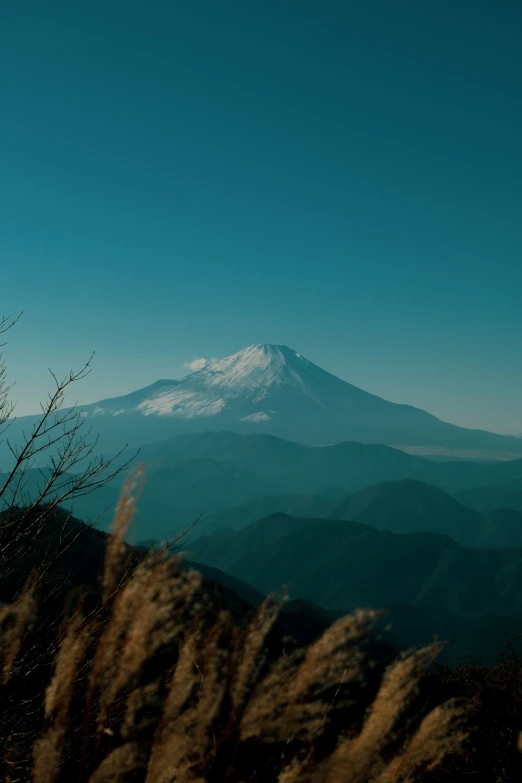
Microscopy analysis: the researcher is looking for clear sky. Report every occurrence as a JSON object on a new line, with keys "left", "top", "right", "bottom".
{"left": 1, "top": 1, "right": 521, "bottom": 433}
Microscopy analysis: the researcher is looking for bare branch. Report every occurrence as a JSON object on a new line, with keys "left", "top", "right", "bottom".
{"left": 0, "top": 312, "right": 23, "bottom": 341}
{"left": 0, "top": 318, "right": 138, "bottom": 581}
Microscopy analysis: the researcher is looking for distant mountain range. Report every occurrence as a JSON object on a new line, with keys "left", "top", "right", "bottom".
{"left": 196, "top": 479, "right": 522, "bottom": 548}
{"left": 128, "top": 430, "right": 522, "bottom": 493}
{"left": 187, "top": 513, "right": 522, "bottom": 662}
{"left": 8, "top": 429, "right": 521, "bottom": 545}
{"left": 3, "top": 345, "right": 522, "bottom": 465}
{"left": 188, "top": 512, "right": 522, "bottom": 615}
{"left": 35, "top": 429, "right": 519, "bottom": 541}
{"left": 6, "top": 424, "right": 522, "bottom": 663}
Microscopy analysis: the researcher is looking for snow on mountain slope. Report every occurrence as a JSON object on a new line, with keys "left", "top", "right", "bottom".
{"left": 80, "top": 379, "right": 182, "bottom": 417}
{"left": 136, "top": 345, "right": 326, "bottom": 417}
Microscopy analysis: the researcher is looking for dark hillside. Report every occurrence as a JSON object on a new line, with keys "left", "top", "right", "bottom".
{"left": 188, "top": 513, "right": 522, "bottom": 661}
{"left": 328, "top": 479, "right": 482, "bottom": 544}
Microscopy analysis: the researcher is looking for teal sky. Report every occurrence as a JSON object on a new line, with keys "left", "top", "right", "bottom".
{"left": 1, "top": 1, "right": 521, "bottom": 433}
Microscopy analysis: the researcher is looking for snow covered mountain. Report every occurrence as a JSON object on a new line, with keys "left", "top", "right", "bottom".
{"left": 89, "top": 345, "right": 328, "bottom": 421}
{"left": 72, "top": 344, "right": 522, "bottom": 456}
{"left": 2, "top": 345, "right": 520, "bottom": 466}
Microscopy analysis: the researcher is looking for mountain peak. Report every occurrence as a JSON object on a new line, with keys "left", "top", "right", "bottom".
{"left": 67, "top": 344, "right": 522, "bottom": 458}
{"left": 182, "top": 344, "right": 320, "bottom": 405}
{"left": 123, "top": 343, "right": 327, "bottom": 419}
{"left": 200, "top": 344, "right": 304, "bottom": 371}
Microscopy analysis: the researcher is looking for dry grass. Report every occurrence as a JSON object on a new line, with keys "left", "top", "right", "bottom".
{"left": 0, "top": 573, "right": 38, "bottom": 685}
{"left": 0, "top": 465, "right": 501, "bottom": 782}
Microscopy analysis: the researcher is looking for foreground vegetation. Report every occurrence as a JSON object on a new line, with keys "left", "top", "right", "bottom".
{"left": 0, "top": 469, "right": 520, "bottom": 782}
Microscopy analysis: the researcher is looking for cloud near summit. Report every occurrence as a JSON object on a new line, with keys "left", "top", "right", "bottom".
{"left": 183, "top": 357, "right": 210, "bottom": 371}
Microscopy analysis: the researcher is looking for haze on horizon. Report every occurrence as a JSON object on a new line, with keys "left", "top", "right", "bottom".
{"left": 1, "top": 1, "right": 521, "bottom": 434}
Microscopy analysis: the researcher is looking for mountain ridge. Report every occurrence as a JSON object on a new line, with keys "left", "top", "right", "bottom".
{"left": 187, "top": 512, "right": 522, "bottom": 616}
{"left": 189, "top": 477, "right": 522, "bottom": 548}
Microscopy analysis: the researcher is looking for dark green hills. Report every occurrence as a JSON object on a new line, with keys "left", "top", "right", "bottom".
{"left": 187, "top": 513, "right": 522, "bottom": 661}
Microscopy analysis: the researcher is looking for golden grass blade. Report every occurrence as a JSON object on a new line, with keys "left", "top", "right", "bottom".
{"left": 372, "top": 698, "right": 469, "bottom": 783}
{"left": 102, "top": 464, "right": 145, "bottom": 604}
{"left": 145, "top": 613, "right": 234, "bottom": 783}
{"left": 0, "top": 578, "right": 38, "bottom": 685}
{"left": 230, "top": 596, "right": 281, "bottom": 713}
{"left": 87, "top": 743, "right": 147, "bottom": 783}
{"left": 304, "top": 643, "right": 445, "bottom": 783}
{"left": 32, "top": 609, "right": 92, "bottom": 783}
{"left": 94, "top": 561, "right": 203, "bottom": 735}
{"left": 241, "top": 609, "right": 382, "bottom": 745}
